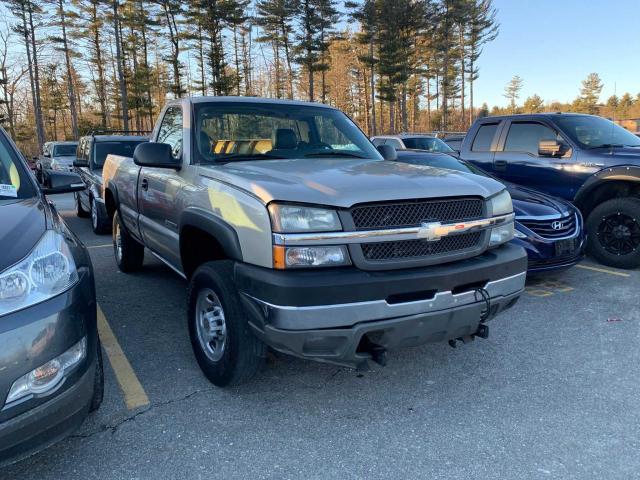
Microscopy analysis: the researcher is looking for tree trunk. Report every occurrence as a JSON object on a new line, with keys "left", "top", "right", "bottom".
{"left": 459, "top": 27, "right": 465, "bottom": 129}
{"left": 26, "top": 3, "right": 45, "bottom": 148}
{"left": 281, "top": 24, "right": 294, "bottom": 100}
{"left": 369, "top": 40, "right": 376, "bottom": 136}
{"left": 113, "top": 0, "right": 129, "bottom": 130}
{"left": 139, "top": 0, "right": 154, "bottom": 127}
{"left": 469, "top": 60, "right": 474, "bottom": 126}
{"left": 233, "top": 24, "right": 241, "bottom": 96}
{"left": 58, "top": 0, "right": 78, "bottom": 138}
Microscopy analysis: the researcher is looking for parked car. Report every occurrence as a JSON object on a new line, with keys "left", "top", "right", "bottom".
{"left": 73, "top": 131, "right": 147, "bottom": 234}
{"left": 442, "top": 134, "right": 466, "bottom": 153}
{"left": 371, "top": 134, "right": 457, "bottom": 154}
{"left": 0, "top": 128, "right": 103, "bottom": 465}
{"left": 102, "top": 97, "right": 527, "bottom": 387}
{"left": 394, "top": 150, "right": 585, "bottom": 274}
{"left": 460, "top": 113, "right": 640, "bottom": 268}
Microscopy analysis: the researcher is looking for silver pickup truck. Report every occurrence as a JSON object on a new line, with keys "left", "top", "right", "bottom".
{"left": 103, "top": 97, "right": 527, "bottom": 386}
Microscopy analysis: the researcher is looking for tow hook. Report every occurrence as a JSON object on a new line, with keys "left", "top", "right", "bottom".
{"left": 448, "top": 324, "right": 490, "bottom": 348}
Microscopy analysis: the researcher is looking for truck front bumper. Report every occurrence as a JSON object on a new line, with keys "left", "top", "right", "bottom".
{"left": 236, "top": 243, "right": 527, "bottom": 368}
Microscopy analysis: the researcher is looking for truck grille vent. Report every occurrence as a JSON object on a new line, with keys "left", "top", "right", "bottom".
{"left": 519, "top": 214, "right": 576, "bottom": 239}
{"left": 361, "top": 232, "right": 482, "bottom": 261}
{"left": 351, "top": 198, "right": 484, "bottom": 230}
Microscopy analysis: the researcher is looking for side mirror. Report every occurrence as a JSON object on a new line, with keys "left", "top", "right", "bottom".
{"left": 377, "top": 144, "right": 397, "bottom": 161}
{"left": 538, "top": 139, "right": 563, "bottom": 157}
{"left": 73, "top": 158, "right": 89, "bottom": 167}
{"left": 133, "top": 142, "right": 181, "bottom": 169}
{"left": 41, "top": 170, "right": 85, "bottom": 195}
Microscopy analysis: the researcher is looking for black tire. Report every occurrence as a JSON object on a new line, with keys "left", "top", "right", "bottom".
{"left": 187, "top": 261, "right": 265, "bottom": 387}
{"left": 91, "top": 196, "right": 111, "bottom": 235}
{"left": 75, "top": 193, "right": 89, "bottom": 218}
{"left": 586, "top": 197, "right": 640, "bottom": 269}
{"left": 90, "top": 337, "right": 104, "bottom": 412}
{"left": 113, "top": 211, "right": 145, "bottom": 272}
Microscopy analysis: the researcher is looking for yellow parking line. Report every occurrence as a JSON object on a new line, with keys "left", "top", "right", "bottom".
{"left": 575, "top": 264, "right": 631, "bottom": 277}
{"left": 97, "top": 305, "right": 150, "bottom": 410}
{"left": 87, "top": 244, "right": 111, "bottom": 249}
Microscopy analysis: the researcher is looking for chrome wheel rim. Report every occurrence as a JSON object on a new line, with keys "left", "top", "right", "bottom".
{"left": 195, "top": 288, "right": 227, "bottom": 362}
{"left": 91, "top": 199, "right": 98, "bottom": 229}
{"left": 113, "top": 218, "right": 123, "bottom": 262}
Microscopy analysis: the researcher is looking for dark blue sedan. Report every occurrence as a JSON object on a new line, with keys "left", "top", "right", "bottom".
{"left": 394, "top": 150, "right": 586, "bottom": 274}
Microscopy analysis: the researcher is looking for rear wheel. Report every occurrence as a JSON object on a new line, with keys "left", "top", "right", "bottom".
{"left": 187, "top": 261, "right": 265, "bottom": 387}
{"left": 113, "top": 211, "right": 144, "bottom": 272}
{"left": 586, "top": 197, "right": 640, "bottom": 269}
{"left": 91, "top": 196, "right": 110, "bottom": 234}
{"left": 75, "top": 193, "right": 89, "bottom": 218}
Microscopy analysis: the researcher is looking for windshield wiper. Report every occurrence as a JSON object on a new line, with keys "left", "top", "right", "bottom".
{"left": 303, "top": 151, "right": 366, "bottom": 159}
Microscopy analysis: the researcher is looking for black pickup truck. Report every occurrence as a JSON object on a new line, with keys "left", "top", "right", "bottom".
{"left": 460, "top": 113, "right": 640, "bottom": 268}
{"left": 73, "top": 131, "right": 147, "bottom": 234}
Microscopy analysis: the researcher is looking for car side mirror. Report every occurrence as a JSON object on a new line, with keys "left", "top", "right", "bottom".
{"left": 41, "top": 170, "right": 85, "bottom": 194}
{"left": 73, "top": 158, "right": 89, "bottom": 167}
{"left": 133, "top": 142, "right": 181, "bottom": 169}
{"left": 377, "top": 144, "right": 397, "bottom": 161}
{"left": 538, "top": 139, "right": 564, "bottom": 157}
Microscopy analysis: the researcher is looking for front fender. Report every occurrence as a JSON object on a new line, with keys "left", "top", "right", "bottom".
{"left": 574, "top": 165, "right": 640, "bottom": 209}
{"left": 180, "top": 207, "right": 243, "bottom": 261}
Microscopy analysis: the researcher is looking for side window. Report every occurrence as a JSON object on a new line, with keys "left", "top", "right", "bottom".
{"left": 157, "top": 106, "right": 183, "bottom": 159}
{"left": 385, "top": 138, "right": 404, "bottom": 150}
{"left": 504, "top": 122, "right": 559, "bottom": 156}
{"left": 371, "top": 138, "right": 386, "bottom": 147}
{"left": 471, "top": 124, "right": 498, "bottom": 152}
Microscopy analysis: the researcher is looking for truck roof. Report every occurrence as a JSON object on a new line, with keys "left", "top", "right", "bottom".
{"left": 477, "top": 112, "right": 599, "bottom": 121}
{"left": 183, "top": 96, "right": 335, "bottom": 109}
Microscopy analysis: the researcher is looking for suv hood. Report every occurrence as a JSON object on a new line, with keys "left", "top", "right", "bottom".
{"left": 507, "top": 183, "right": 573, "bottom": 218}
{"left": 200, "top": 159, "right": 505, "bottom": 208}
{"left": 0, "top": 197, "right": 47, "bottom": 271}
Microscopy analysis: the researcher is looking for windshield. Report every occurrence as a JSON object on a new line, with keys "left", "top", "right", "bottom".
{"left": 193, "top": 102, "right": 382, "bottom": 163}
{"left": 554, "top": 115, "right": 640, "bottom": 149}
{"left": 53, "top": 144, "right": 78, "bottom": 157}
{"left": 402, "top": 137, "right": 455, "bottom": 153}
{"left": 0, "top": 133, "right": 36, "bottom": 201}
{"left": 94, "top": 140, "right": 146, "bottom": 167}
{"left": 397, "top": 152, "right": 488, "bottom": 176}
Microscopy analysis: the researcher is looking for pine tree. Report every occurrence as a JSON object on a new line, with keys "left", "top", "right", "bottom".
{"left": 579, "top": 72, "right": 602, "bottom": 114}
{"left": 523, "top": 94, "right": 543, "bottom": 113}
{"left": 503, "top": 75, "right": 523, "bottom": 113}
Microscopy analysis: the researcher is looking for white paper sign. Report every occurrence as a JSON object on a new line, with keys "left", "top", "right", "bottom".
{"left": 0, "top": 184, "right": 18, "bottom": 197}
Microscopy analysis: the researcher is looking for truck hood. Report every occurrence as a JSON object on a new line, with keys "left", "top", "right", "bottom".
{"left": 0, "top": 197, "right": 47, "bottom": 271}
{"left": 200, "top": 159, "right": 504, "bottom": 208}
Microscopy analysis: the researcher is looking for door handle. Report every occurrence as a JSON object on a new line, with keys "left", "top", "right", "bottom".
{"left": 141, "top": 178, "right": 148, "bottom": 191}
{"left": 494, "top": 160, "right": 507, "bottom": 171}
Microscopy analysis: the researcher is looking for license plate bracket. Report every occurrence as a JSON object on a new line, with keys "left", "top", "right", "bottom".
{"left": 555, "top": 238, "right": 575, "bottom": 256}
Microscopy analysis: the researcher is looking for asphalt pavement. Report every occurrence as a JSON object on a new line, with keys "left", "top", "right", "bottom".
{"left": 3, "top": 193, "right": 639, "bottom": 480}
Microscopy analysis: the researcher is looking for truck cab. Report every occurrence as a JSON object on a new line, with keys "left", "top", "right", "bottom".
{"left": 461, "top": 113, "right": 640, "bottom": 268}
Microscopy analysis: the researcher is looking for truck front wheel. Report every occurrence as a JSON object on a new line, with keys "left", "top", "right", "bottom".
{"left": 187, "top": 261, "right": 265, "bottom": 387}
{"left": 113, "top": 211, "right": 144, "bottom": 272}
{"left": 586, "top": 197, "right": 640, "bottom": 269}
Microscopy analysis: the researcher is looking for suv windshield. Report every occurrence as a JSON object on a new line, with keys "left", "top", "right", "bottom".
{"left": 94, "top": 140, "right": 146, "bottom": 167}
{"left": 554, "top": 115, "right": 640, "bottom": 149}
{"left": 53, "top": 144, "right": 78, "bottom": 157}
{"left": 402, "top": 137, "right": 455, "bottom": 153}
{"left": 0, "top": 134, "right": 36, "bottom": 201}
{"left": 193, "top": 102, "right": 381, "bottom": 163}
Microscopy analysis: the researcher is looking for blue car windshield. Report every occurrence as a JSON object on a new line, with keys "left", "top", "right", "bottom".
{"left": 402, "top": 137, "right": 455, "bottom": 153}
{"left": 554, "top": 115, "right": 640, "bottom": 149}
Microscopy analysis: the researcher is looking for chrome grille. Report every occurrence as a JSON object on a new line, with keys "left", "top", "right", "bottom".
{"left": 361, "top": 232, "right": 482, "bottom": 261}
{"left": 519, "top": 214, "right": 576, "bottom": 239}
{"left": 351, "top": 198, "right": 484, "bottom": 230}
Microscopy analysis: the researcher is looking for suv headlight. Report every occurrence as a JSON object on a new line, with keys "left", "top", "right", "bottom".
{"left": 487, "top": 190, "right": 515, "bottom": 247}
{"left": 269, "top": 204, "right": 342, "bottom": 233}
{"left": 0, "top": 230, "right": 79, "bottom": 316}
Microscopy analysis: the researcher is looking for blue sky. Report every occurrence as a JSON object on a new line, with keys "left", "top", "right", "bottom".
{"left": 474, "top": 0, "right": 640, "bottom": 107}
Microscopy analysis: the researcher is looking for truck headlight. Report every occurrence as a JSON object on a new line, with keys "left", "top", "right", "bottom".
{"left": 269, "top": 204, "right": 342, "bottom": 233}
{"left": 489, "top": 222, "right": 515, "bottom": 247}
{"left": 273, "top": 245, "right": 350, "bottom": 269}
{"left": 488, "top": 189, "right": 513, "bottom": 216}
{"left": 6, "top": 336, "right": 87, "bottom": 405}
{"left": 0, "top": 230, "right": 79, "bottom": 316}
